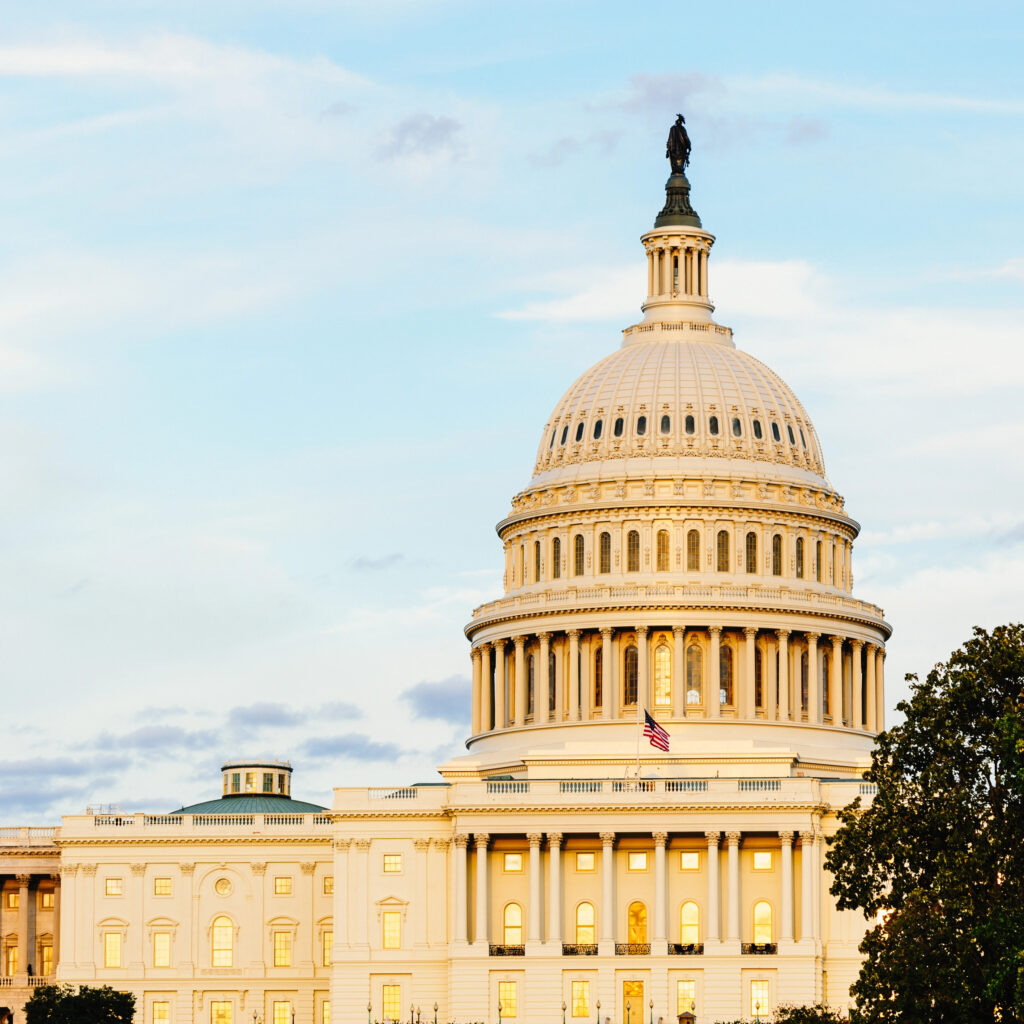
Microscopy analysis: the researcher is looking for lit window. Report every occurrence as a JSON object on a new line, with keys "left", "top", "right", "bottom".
{"left": 656, "top": 529, "right": 669, "bottom": 571}
{"left": 382, "top": 911, "right": 401, "bottom": 949}
{"left": 636, "top": 415, "right": 647, "bottom": 436}
{"left": 574, "top": 534, "right": 585, "bottom": 575}
{"left": 716, "top": 530, "right": 729, "bottom": 572}
{"left": 745, "top": 532, "right": 757, "bottom": 574}
{"left": 623, "top": 646, "right": 638, "bottom": 705}
{"left": 41, "top": 943, "right": 53, "bottom": 975}
{"left": 571, "top": 980, "right": 590, "bottom": 1017}
{"left": 686, "top": 644, "right": 703, "bottom": 705}
{"left": 212, "top": 915, "right": 233, "bottom": 967}
{"left": 105, "top": 877, "right": 123, "bottom": 896}
{"left": 503, "top": 903, "right": 522, "bottom": 945}
{"left": 751, "top": 980, "right": 770, "bottom": 1019}
{"left": 575, "top": 422, "right": 584, "bottom": 442}
{"left": 680, "top": 901, "right": 700, "bottom": 944}
{"left": 709, "top": 415, "right": 719, "bottom": 435}
{"left": 245, "top": 772, "right": 256, "bottom": 792}
{"left": 771, "top": 421, "right": 781, "bottom": 442}
{"left": 720, "top": 645, "right": 734, "bottom": 706}
{"left": 273, "top": 930, "right": 292, "bottom": 966}
{"left": 575, "top": 901, "right": 595, "bottom": 944}
{"left": 677, "top": 980, "right": 696, "bottom": 1016}
{"left": 274, "top": 876, "right": 293, "bottom": 895}
{"left": 627, "top": 901, "right": 647, "bottom": 943}
{"left": 660, "top": 414, "right": 671, "bottom": 434}
{"left": 755, "top": 649, "right": 764, "bottom": 707}
{"left": 753, "top": 901, "right": 773, "bottom": 944}
{"left": 552, "top": 537, "right": 561, "bottom": 579}
{"left": 795, "top": 537, "right": 805, "bottom": 579}
{"left": 323, "top": 876, "right": 334, "bottom": 895}
{"left": 278, "top": 773, "right": 287, "bottom": 794}
{"left": 153, "top": 1001, "right": 170, "bottom": 1023}
{"left": 323, "top": 1002, "right": 330, "bottom": 1024}
{"left": 503, "top": 853, "right": 523, "bottom": 873}
{"left": 599, "top": 532, "right": 611, "bottom": 574}
{"left": 382, "top": 985, "right": 401, "bottom": 1021}
{"left": 154, "top": 878, "right": 172, "bottom": 896}
{"left": 627, "top": 852, "right": 648, "bottom": 872}
{"left": 685, "top": 414, "right": 695, "bottom": 435}
{"left": 211, "top": 1001, "right": 232, "bottom": 1024}
{"left": 498, "top": 981, "right": 518, "bottom": 1017}
{"left": 686, "top": 529, "right": 700, "bottom": 571}
{"left": 40, "top": 891, "right": 55, "bottom": 909}
{"left": 732, "top": 417, "right": 742, "bottom": 437}
{"left": 753, "top": 852, "right": 773, "bottom": 871}
{"left": 613, "top": 417, "right": 624, "bottom": 437}
{"left": 274, "top": 1002, "right": 291, "bottom": 1024}
{"left": 576, "top": 852, "right": 595, "bottom": 872}
{"left": 593, "top": 419, "right": 603, "bottom": 440}
{"left": 680, "top": 851, "right": 700, "bottom": 871}
{"left": 322, "top": 930, "right": 333, "bottom": 966}
{"left": 653, "top": 643, "right": 671, "bottom": 706}
{"left": 772, "top": 534, "right": 783, "bottom": 576}
{"left": 153, "top": 931, "right": 171, "bottom": 967}
{"left": 103, "top": 931, "right": 122, "bottom": 968}
{"left": 5, "top": 945, "right": 16, "bottom": 975}
{"left": 752, "top": 419, "right": 763, "bottom": 440}
{"left": 626, "top": 530, "right": 640, "bottom": 572}
{"left": 383, "top": 855, "right": 402, "bottom": 874}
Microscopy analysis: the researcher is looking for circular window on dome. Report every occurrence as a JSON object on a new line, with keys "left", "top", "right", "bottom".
{"left": 660, "top": 414, "right": 670, "bottom": 434}
{"left": 685, "top": 415, "right": 695, "bottom": 435}
{"left": 731, "top": 417, "right": 742, "bottom": 437}
{"left": 752, "top": 419, "right": 763, "bottom": 440}
{"left": 560, "top": 426, "right": 568, "bottom": 445}
{"left": 636, "top": 415, "right": 647, "bottom": 436}
{"left": 709, "top": 416, "right": 720, "bottom": 436}
{"left": 771, "top": 421, "right": 781, "bottom": 442}
{"left": 575, "top": 422, "right": 584, "bottom": 442}
{"left": 215, "top": 878, "right": 232, "bottom": 897}
{"left": 593, "top": 419, "right": 603, "bottom": 440}
{"left": 613, "top": 417, "right": 624, "bottom": 438}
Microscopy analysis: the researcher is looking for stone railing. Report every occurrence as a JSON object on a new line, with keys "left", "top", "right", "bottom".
{"left": 0, "top": 827, "right": 59, "bottom": 846}
{"left": 60, "top": 812, "right": 333, "bottom": 837}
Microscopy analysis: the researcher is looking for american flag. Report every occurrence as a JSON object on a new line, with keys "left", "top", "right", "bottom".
{"left": 643, "top": 709, "right": 670, "bottom": 752}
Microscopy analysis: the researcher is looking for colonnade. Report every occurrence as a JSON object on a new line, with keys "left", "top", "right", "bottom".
{"left": 470, "top": 626, "right": 885, "bottom": 736}
{"left": 646, "top": 241, "right": 708, "bottom": 300}
{"left": 0, "top": 874, "right": 59, "bottom": 978}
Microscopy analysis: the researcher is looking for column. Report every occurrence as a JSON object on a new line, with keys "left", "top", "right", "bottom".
{"left": 876, "top": 648, "right": 886, "bottom": 731}
{"left": 479, "top": 643, "right": 492, "bottom": 732}
{"left": 777, "top": 630, "right": 791, "bottom": 721}
{"left": 601, "top": 629, "right": 614, "bottom": 720}
{"left": 844, "top": 540, "right": 852, "bottom": 590}
{"left": 454, "top": 835, "right": 469, "bottom": 943}
{"left": 636, "top": 625, "right": 649, "bottom": 714}
{"left": 548, "top": 833, "right": 563, "bottom": 944}
{"left": 129, "top": 864, "right": 145, "bottom": 969}
{"left": 672, "top": 627, "right": 685, "bottom": 716}
{"left": 51, "top": 875, "right": 60, "bottom": 973}
{"left": 780, "top": 832, "right": 794, "bottom": 941}
{"left": 333, "top": 841, "right": 350, "bottom": 948}
{"left": 743, "top": 628, "right": 757, "bottom": 719}
{"left": 708, "top": 627, "right": 721, "bottom": 718}
{"left": 851, "top": 640, "right": 864, "bottom": 730}
{"left": 59, "top": 865, "right": 77, "bottom": 968}
{"left": 514, "top": 636, "right": 527, "bottom": 726}
{"left": 865, "top": 643, "right": 877, "bottom": 732}
{"left": 646, "top": 248, "right": 654, "bottom": 296}
{"left": 726, "top": 834, "right": 741, "bottom": 941}
{"left": 471, "top": 648, "right": 482, "bottom": 735}
{"left": 580, "top": 634, "right": 592, "bottom": 719}
{"left": 553, "top": 635, "right": 564, "bottom": 721}
{"left": 705, "top": 832, "right": 720, "bottom": 941}
{"left": 653, "top": 833, "right": 668, "bottom": 944}
{"left": 807, "top": 633, "right": 820, "bottom": 724}
{"left": 17, "top": 874, "right": 30, "bottom": 976}
{"left": 413, "top": 840, "right": 430, "bottom": 946}
{"left": 766, "top": 634, "right": 778, "bottom": 720}
{"left": 699, "top": 250, "right": 708, "bottom": 296}
{"left": 178, "top": 862, "right": 194, "bottom": 968}
{"left": 800, "top": 832, "right": 814, "bottom": 942}
{"left": 662, "top": 245, "right": 672, "bottom": 295}
{"left": 538, "top": 633, "right": 551, "bottom": 724}
{"left": 527, "top": 834, "right": 543, "bottom": 943}
{"left": 354, "top": 840, "right": 371, "bottom": 946}
{"left": 493, "top": 639, "right": 507, "bottom": 730}
{"left": 600, "top": 833, "right": 615, "bottom": 943}
{"left": 568, "top": 631, "right": 581, "bottom": 721}
{"left": 473, "top": 834, "right": 489, "bottom": 946}
{"left": 830, "top": 636, "right": 844, "bottom": 724}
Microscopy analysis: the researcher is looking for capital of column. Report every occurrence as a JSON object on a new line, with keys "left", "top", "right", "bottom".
{"left": 334, "top": 839, "right": 351, "bottom": 851}
{"left": 513, "top": 635, "right": 526, "bottom": 650}
{"left": 799, "top": 831, "right": 815, "bottom": 846}
{"left": 473, "top": 833, "right": 490, "bottom": 849}
{"left": 16, "top": 874, "right": 31, "bottom": 887}
{"left": 600, "top": 831, "right": 616, "bottom": 846}
{"left": 59, "top": 865, "right": 78, "bottom": 880}
{"left": 806, "top": 632, "right": 821, "bottom": 642}
{"left": 130, "top": 863, "right": 146, "bottom": 877}
{"left": 744, "top": 626, "right": 757, "bottom": 639}
{"left": 704, "top": 831, "right": 720, "bottom": 847}
{"left": 80, "top": 864, "right": 97, "bottom": 877}
{"left": 725, "top": 831, "right": 741, "bottom": 847}
{"left": 538, "top": 632, "right": 552, "bottom": 644}
{"left": 864, "top": 641, "right": 877, "bottom": 655}
{"left": 493, "top": 637, "right": 507, "bottom": 651}
{"left": 652, "top": 831, "right": 668, "bottom": 847}
{"left": 672, "top": 626, "right": 684, "bottom": 638}
{"left": 354, "top": 838, "right": 372, "bottom": 851}
{"left": 432, "top": 837, "right": 451, "bottom": 850}
{"left": 708, "top": 625, "right": 722, "bottom": 637}
{"left": 566, "top": 629, "right": 580, "bottom": 640}
{"left": 636, "top": 624, "right": 649, "bottom": 637}
{"left": 548, "top": 832, "right": 563, "bottom": 848}
{"left": 527, "top": 833, "right": 543, "bottom": 847}
{"left": 477, "top": 641, "right": 491, "bottom": 653}
{"left": 413, "top": 839, "right": 430, "bottom": 852}
{"left": 776, "top": 629, "right": 791, "bottom": 640}
{"left": 179, "top": 862, "right": 195, "bottom": 876}
{"left": 851, "top": 639, "right": 865, "bottom": 651}
{"left": 830, "top": 634, "right": 845, "bottom": 646}
{"left": 778, "top": 830, "right": 795, "bottom": 845}
{"left": 599, "top": 627, "right": 614, "bottom": 638}
{"left": 454, "top": 833, "right": 471, "bottom": 849}
{"left": 301, "top": 862, "right": 316, "bottom": 875}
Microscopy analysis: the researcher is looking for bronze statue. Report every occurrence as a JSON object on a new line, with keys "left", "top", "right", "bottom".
{"left": 666, "top": 114, "right": 691, "bottom": 174}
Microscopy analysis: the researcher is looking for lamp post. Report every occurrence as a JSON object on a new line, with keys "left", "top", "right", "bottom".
{"left": 626, "top": 1001, "right": 631, "bottom": 1024}
{"left": 649, "top": 999, "right": 653, "bottom": 1024}
{"left": 368, "top": 1002, "right": 373, "bottom": 1024}
{"left": 753, "top": 997, "right": 764, "bottom": 1023}
{"left": 595, "top": 999, "right": 600, "bottom": 1024}
{"left": 498, "top": 1001, "right": 503, "bottom": 1024}
{"left": 434, "top": 1003, "right": 439, "bottom": 1024}
{"left": 562, "top": 1001, "right": 567, "bottom": 1024}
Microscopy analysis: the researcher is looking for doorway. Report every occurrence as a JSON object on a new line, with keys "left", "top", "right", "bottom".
{"left": 622, "top": 981, "right": 644, "bottom": 1024}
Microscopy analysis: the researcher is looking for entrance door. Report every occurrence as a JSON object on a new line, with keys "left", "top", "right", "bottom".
{"left": 622, "top": 981, "right": 644, "bottom": 1024}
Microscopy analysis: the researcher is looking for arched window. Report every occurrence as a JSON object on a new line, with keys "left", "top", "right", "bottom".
{"left": 680, "top": 901, "right": 700, "bottom": 945}
{"left": 660, "top": 414, "right": 671, "bottom": 434}
{"left": 575, "top": 422, "right": 584, "bottom": 442}
{"left": 534, "top": 540, "right": 541, "bottom": 583}
{"left": 503, "top": 903, "right": 522, "bottom": 945}
{"left": 626, "top": 530, "right": 640, "bottom": 572}
{"left": 527, "top": 655, "right": 535, "bottom": 716}
{"left": 800, "top": 650, "right": 809, "bottom": 713}
{"left": 772, "top": 534, "right": 783, "bottom": 576}
{"left": 686, "top": 529, "right": 700, "bottom": 571}
{"left": 653, "top": 643, "right": 671, "bottom": 706}
{"left": 549, "top": 429, "right": 556, "bottom": 449}
{"left": 771, "top": 421, "right": 781, "bottom": 442}
{"left": 753, "top": 901, "right": 772, "bottom": 945}
{"left": 599, "top": 532, "right": 611, "bottom": 574}
{"left": 815, "top": 540, "right": 822, "bottom": 582}
{"left": 685, "top": 414, "right": 695, "bottom": 435}
{"left": 755, "top": 648, "right": 763, "bottom": 708}
{"left": 716, "top": 530, "right": 730, "bottom": 572}
{"left": 709, "top": 415, "right": 720, "bottom": 436}
{"left": 795, "top": 537, "right": 805, "bottom": 579}
{"left": 731, "top": 417, "right": 742, "bottom": 437}
{"left": 593, "top": 419, "right": 603, "bottom": 440}
{"left": 613, "top": 417, "right": 624, "bottom": 437}
{"left": 636, "top": 415, "right": 647, "bottom": 436}
{"left": 752, "top": 419, "right": 763, "bottom": 440}
{"left": 623, "top": 646, "right": 638, "bottom": 706}
{"left": 720, "top": 645, "right": 734, "bottom": 706}
{"left": 656, "top": 530, "right": 670, "bottom": 571}
{"left": 552, "top": 537, "right": 561, "bottom": 579}
{"left": 822, "top": 650, "right": 831, "bottom": 717}
{"left": 787, "top": 425, "right": 797, "bottom": 445}
{"left": 628, "top": 902, "right": 647, "bottom": 944}
{"left": 212, "top": 915, "right": 233, "bottom": 968}
{"left": 518, "top": 545, "right": 524, "bottom": 585}
{"left": 560, "top": 425, "right": 568, "bottom": 445}
{"left": 745, "top": 532, "right": 757, "bottom": 574}
{"left": 800, "top": 427, "right": 807, "bottom": 448}
{"left": 574, "top": 534, "right": 585, "bottom": 576}
{"left": 576, "top": 902, "right": 595, "bottom": 945}
{"left": 593, "top": 648, "right": 603, "bottom": 709}
{"left": 549, "top": 649, "right": 557, "bottom": 712}
{"left": 686, "top": 644, "right": 703, "bottom": 705}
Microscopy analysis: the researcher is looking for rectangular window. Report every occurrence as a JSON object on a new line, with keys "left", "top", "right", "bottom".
{"left": 105, "top": 877, "right": 123, "bottom": 896}
{"left": 753, "top": 851, "right": 774, "bottom": 871}
{"left": 273, "top": 1002, "right": 291, "bottom": 1024}
{"left": 104, "top": 931, "right": 122, "bottom": 968}
{"left": 382, "top": 854, "right": 402, "bottom": 874}
{"left": 263, "top": 773, "right": 274, "bottom": 793}
{"left": 323, "top": 1002, "right": 330, "bottom": 1024}
{"left": 5, "top": 891, "right": 17, "bottom": 909}
{"left": 571, "top": 980, "right": 589, "bottom": 1018}
{"left": 41, "top": 943, "right": 53, "bottom": 975}
{"left": 576, "top": 852, "right": 595, "bottom": 872}
{"left": 231, "top": 772, "right": 241, "bottom": 793}
{"left": 274, "top": 876, "right": 292, "bottom": 895}
{"left": 627, "top": 851, "right": 648, "bottom": 871}
{"left": 323, "top": 876, "right": 334, "bottom": 895}
{"left": 153, "top": 1001, "right": 170, "bottom": 1024}
{"left": 278, "top": 773, "right": 287, "bottom": 793}
{"left": 273, "top": 930, "right": 292, "bottom": 967}
{"left": 322, "top": 929, "right": 333, "bottom": 966}
{"left": 382, "top": 985, "right": 401, "bottom": 1021}
{"left": 676, "top": 980, "right": 696, "bottom": 1015}
{"left": 750, "top": 980, "right": 770, "bottom": 1019}
{"left": 5, "top": 945, "right": 16, "bottom": 975}
{"left": 382, "top": 911, "right": 401, "bottom": 949}
{"left": 245, "top": 771, "right": 256, "bottom": 792}
{"left": 503, "top": 852, "right": 523, "bottom": 872}
{"left": 497, "top": 981, "right": 517, "bottom": 1018}
{"left": 680, "top": 851, "right": 700, "bottom": 871}
{"left": 154, "top": 877, "right": 172, "bottom": 896}
{"left": 211, "top": 1001, "right": 232, "bottom": 1024}
{"left": 40, "top": 891, "right": 55, "bottom": 909}
{"left": 153, "top": 931, "right": 171, "bottom": 967}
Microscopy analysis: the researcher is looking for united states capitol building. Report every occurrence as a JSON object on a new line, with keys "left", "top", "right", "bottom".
{"left": 0, "top": 128, "right": 890, "bottom": 1024}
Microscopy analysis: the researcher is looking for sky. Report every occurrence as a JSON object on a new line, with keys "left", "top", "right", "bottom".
{"left": 1, "top": 0, "right": 1022, "bottom": 818}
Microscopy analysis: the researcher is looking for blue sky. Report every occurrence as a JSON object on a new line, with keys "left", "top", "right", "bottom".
{"left": 1, "top": 0, "right": 1022, "bottom": 817}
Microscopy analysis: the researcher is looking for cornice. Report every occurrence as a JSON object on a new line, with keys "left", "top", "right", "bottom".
{"left": 55, "top": 837, "right": 333, "bottom": 848}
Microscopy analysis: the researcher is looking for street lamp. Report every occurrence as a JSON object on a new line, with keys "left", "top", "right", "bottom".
{"left": 753, "top": 997, "right": 764, "bottom": 1023}
{"left": 562, "top": 1001, "right": 567, "bottom": 1024}
{"left": 649, "top": 999, "right": 653, "bottom": 1024}
{"left": 626, "top": 1001, "right": 631, "bottom": 1024}
{"left": 595, "top": 998, "right": 600, "bottom": 1024}
{"left": 498, "top": 1000, "right": 503, "bottom": 1024}
{"left": 368, "top": 1002, "right": 373, "bottom": 1024}
{"left": 434, "top": 1003, "right": 439, "bottom": 1024}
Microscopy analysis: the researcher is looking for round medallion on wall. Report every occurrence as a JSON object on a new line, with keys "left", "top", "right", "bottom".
{"left": 214, "top": 877, "right": 232, "bottom": 896}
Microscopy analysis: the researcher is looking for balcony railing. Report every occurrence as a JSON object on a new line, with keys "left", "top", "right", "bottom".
{"left": 741, "top": 942, "right": 778, "bottom": 955}
{"left": 489, "top": 944, "right": 525, "bottom": 956}
{"left": 615, "top": 943, "right": 651, "bottom": 956}
{"left": 562, "top": 944, "right": 598, "bottom": 956}
{"left": 669, "top": 943, "right": 704, "bottom": 955}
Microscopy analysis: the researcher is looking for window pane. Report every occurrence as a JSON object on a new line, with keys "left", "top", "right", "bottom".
{"left": 720, "top": 646, "right": 734, "bottom": 705}
{"left": 153, "top": 1001, "right": 170, "bottom": 1024}
{"left": 753, "top": 851, "right": 773, "bottom": 871}
{"left": 153, "top": 931, "right": 171, "bottom": 968}
{"left": 212, "top": 915, "right": 233, "bottom": 967}
{"left": 593, "top": 419, "right": 603, "bottom": 439}
{"left": 680, "top": 851, "right": 699, "bottom": 871}
{"left": 751, "top": 980, "right": 770, "bottom": 1018}
{"left": 677, "top": 980, "right": 696, "bottom": 1015}
{"left": 104, "top": 932, "right": 121, "bottom": 968}
{"left": 575, "top": 901, "right": 595, "bottom": 944}
{"left": 745, "top": 532, "right": 757, "bottom": 574}
{"left": 274, "top": 876, "right": 292, "bottom": 894}
{"left": 686, "top": 529, "right": 700, "bottom": 571}
{"left": 772, "top": 534, "right": 783, "bottom": 576}
{"left": 153, "top": 878, "right": 171, "bottom": 896}
{"left": 503, "top": 853, "right": 522, "bottom": 872}
{"left": 576, "top": 852, "right": 595, "bottom": 872}
{"left": 263, "top": 773, "right": 273, "bottom": 793}
{"left": 323, "top": 876, "right": 334, "bottom": 895}
{"left": 716, "top": 530, "right": 729, "bottom": 572}
{"left": 613, "top": 417, "right": 624, "bottom": 437}
{"left": 105, "top": 877, "right": 123, "bottom": 896}
{"left": 686, "top": 644, "right": 703, "bottom": 705}
{"left": 574, "top": 534, "right": 585, "bottom": 575}
{"left": 752, "top": 419, "right": 763, "bottom": 439}
{"left": 753, "top": 901, "right": 773, "bottom": 944}
{"left": 323, "top": 930, "right": 333, "bottom": 966}
{"left": 552, "top": 537, "right": 561, "bottom": 579}
{"left": 685, "top": 414, "right": 695, "bottom": 435}
{"left": 709, "top": 415, "right": 719, "bottom": 435}
{"left": 627, "top": 852, "right": 647, "bottom": 871}
{"left": 382, "top": 911, "right": 401, "bottom": 949}
{"left": 623, "top": 646, "right": 638, "bottom": 705}
{"left": 627, "top": 530, "right": 640, "bottom": 572}
{"left": 680, "top": 901, "right": 700, "bottom": 944}
{"left": 575, "top": 422, "right": 584, "bottom": 442}
{"left": 572, "top": 980, "right": 590, "bottom": 1018}
{"left": 599, "top": 532, "right": 611, "bottom": 574}
{"left": 503, "top": 903, "right": 522, "bottom": 945}
{"left": 383, "top": 855, "right": 402, "bottom": 873}
{"left": 274, "top": 1003, "right": 291, "bottom": 1024}
{"left": 274, "top": 930, "right": 293, "bottom": 966}
{"left": 627, "top": 901, "right": 647, "bottom": 943}
{"left": 498, "top": 981, "right": 518, "bottom": 1018}
{"left": 636, "top": 415, "right": 647, "bottom": 436}
{"left": 732, "top": 417, "right": 742, "bottom": 437}
{"left": 653, "top": 643, "right": 671, "bottom": 706}
{"left": 211, "top": 1002, "right": 232, "bottom": 1024}
{"left": 323, "top": 1002, "right": 330, "bottom": 1024}
{"left": 660, "top": 414, "right": 670, "bottom": 434}
{"left": 382, "top": 986, "right": 401, "bottom": 1021}
{"left": 656, "top": 530, "right": 669, "bottom": 571}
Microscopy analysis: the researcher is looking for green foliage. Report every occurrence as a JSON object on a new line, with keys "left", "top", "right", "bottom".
{"left": 24, "top": 984, "right": 135, "bottom": 1024}
{"left": 713, "top": 1005, "right": 847, "bottom": 1023}
{"left": 825, "top": 624, "right": 1024, "bottom": 1024}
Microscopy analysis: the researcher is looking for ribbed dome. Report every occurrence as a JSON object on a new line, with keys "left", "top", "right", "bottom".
{"left": 531, "top": 330, "right": 828, "bottom": 491}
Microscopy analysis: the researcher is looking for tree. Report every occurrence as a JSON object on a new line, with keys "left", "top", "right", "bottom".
{"left": 714, "top": 1005, "right": 848, "bottom": 1023}
{"left": 826, "top": 624, "right": 1024, "bottom": 1024}
{"left": 24, "top": 985, "right": 135, "bottom": 1024}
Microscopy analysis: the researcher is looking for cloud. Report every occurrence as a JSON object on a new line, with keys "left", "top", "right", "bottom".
{"left": 401, "top": 675, "right": 470, "bottom": 724}
{"left": 300, "top": 733, "right": 404, "bottom": 762}
{"left": 614, "top": 73, "right": 726, "bottom": 114}
{"left": 351, "top": 553, "right": 404, "bottom": 571}
{"left": 529, "top": 130, "right": 621, "bottom": 168}
{"left": 316, "top": 701, "right": 363, "bottom": 720}
{"left": 376, "top": 112, "right": 462, "bottom": 161}
{"left": 320, "top": 100, "right": 356, "bottom": 119}
{"left": 784, "top": 117, "right": 828, "bottom": 145}
{"left": 227, "top": 702, "right": 307, "bottom": 729}
{"left": 94, "top": 725, "right": 218, "bottom": 751}
{"left": 0, "top": 755, "right": 135, "bottom": 817}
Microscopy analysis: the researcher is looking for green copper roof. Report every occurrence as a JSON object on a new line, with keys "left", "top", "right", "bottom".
{"left": 172, "top": 794, "right": 328, "bottom": 814}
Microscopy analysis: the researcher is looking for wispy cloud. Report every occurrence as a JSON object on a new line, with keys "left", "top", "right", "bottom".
{"left": 401, "top": 675, "right": 470, "bottom": 724}
{"left": 351, "top": 553, "right": 404, "bottom": 571}
{"left": 227, "top": 702, "right": 307, "bottom": 729}
{"left": 300, "top": 733, "right": 403, "bottom": 762}
{"left": 376, "top": 112, "right": 462, "bottom": 161}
